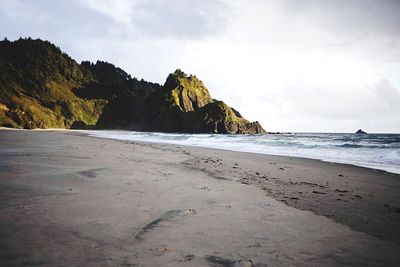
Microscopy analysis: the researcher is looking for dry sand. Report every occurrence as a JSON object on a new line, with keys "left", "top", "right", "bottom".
{"left": 0, "top": 129, "right": 399, "bottom": 266}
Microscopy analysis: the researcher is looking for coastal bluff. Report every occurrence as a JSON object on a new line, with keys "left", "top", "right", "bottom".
{"left": 0, "top": 38, "right": 266, "bottom": 134}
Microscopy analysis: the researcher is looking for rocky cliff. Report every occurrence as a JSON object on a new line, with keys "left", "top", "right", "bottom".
{"left": 134, "top": 70, "right": 266, "bottom": 134}
{"left": 0, "top": 38, "right": 266, "bottom": 134}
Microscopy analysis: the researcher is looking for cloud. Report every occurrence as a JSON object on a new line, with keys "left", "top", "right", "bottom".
{"left": 279, "top": 0, "right": 400, "bottom": 37}
{"left": 0, "top": 0, "right": 127, "bottom": 46}
{"left": 131, "top": 0, "right": 232, "bottom": 39}
{"left": 288, "top": 81, "right": 400, "bottom": 120}
{"left": 0, "top": 0, "right": 232, "bottom": 41}
{"left": 371, "top": 79, "right": 400, "bottom": 114}
{"left": 86, "top": 0, "right": 135, "bottom": 24}
{"left": 277, "top": 0, "right": 400, "bottom": 60}
{"left": 254, "top": 79, "right": 400, "bottom": 132}
{"left": 0, "top": 0, "right": 399, "bottom": 132}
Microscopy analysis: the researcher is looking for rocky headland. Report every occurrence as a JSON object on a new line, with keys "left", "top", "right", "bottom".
{"left": 0, "top": 38, "right": 265, "bottom": 134}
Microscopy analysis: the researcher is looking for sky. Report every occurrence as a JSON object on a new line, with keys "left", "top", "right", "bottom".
{"left": 1, "top": 0, "right": 400, "bottom": 133}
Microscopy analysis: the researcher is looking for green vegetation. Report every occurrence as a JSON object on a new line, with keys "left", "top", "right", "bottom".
{"left": 0, "top": 38, "right": 266, "bottom": 134}
{"left": 0, "top": 38, "right": 159, "bottom": 129}
{"left": 0, "top": 38, "right": 99, "bottom": 128}
{"left": 163, "top": 69, "right": 213, "bottom": 112}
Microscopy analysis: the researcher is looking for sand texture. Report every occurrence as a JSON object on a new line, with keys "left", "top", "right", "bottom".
{"left": 0, "top": 129, "right": 400, "bottom": 266}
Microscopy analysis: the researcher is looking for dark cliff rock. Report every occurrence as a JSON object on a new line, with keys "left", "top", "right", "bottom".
{"left": 0, "top": 38, "right": 266, "bottom": 134}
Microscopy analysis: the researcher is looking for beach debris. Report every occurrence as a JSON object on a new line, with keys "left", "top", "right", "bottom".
{"left": 248, "top": 242, "right": 262, "bottom": 248}
{"left": 205, "top": 256, "right": 257, "bottom": 267}
{"left": 299, "top": 181, "right": 322, "bottom": 187}
{"left": 238, "top": 259, "right": 255, "bottom": 267}
{"left": 179, "top": 254, "right": 195, "bottom": 262}
{"left": 158, "top": 246, "right": 172, "bottom": 253}
{"left": 184, "top": 208, "right": 197, "bottom": 215}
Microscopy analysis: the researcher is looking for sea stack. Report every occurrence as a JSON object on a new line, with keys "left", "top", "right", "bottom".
{"left": 355, "top": 129, "right": 367, "bottom": 134}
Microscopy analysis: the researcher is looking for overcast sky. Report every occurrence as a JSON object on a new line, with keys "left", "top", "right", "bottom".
{"left": 1, "top": 0, "right": 400, "bottom": 132}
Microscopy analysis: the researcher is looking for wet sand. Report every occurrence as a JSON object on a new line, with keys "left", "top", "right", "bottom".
{"left": 0, "top": 129, "right": 399, "bottom": 266}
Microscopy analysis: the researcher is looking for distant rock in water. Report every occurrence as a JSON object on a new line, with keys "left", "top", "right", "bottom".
{"left": 0, "top": 38, "right": 266, "bottom": 134}
{"left": 356, "top": 129, "right": 367, "bottom": 134}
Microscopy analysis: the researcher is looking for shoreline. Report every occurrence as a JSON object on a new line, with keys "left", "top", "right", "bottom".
{"left": 84, "top": 130, "right": 400, "bottom": 176}
{"left": 84, "top": 129, "right": 400, "bottom": 175}
{"left": 1, "top": 129, "right": 400, "bottom": 265}
{"left": 2, "top": 127, "right": 399, "bottom": 175}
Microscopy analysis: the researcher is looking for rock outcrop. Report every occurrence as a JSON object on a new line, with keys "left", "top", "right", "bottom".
{"left": 164, "top": 69, "right": 213, "bottom": 112}
{"left": 134, "top": 70, "right": 266, "bottom": 134}
{"left": 356, "top": 129, "right": 367, "bottom": 134}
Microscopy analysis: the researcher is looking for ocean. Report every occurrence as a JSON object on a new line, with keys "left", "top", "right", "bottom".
{"left": 86, "top": 131, "right": 400, "bottom": 175}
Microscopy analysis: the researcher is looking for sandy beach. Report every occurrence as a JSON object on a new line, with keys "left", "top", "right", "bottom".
{"left": 1, "top": 129, "right": 400, "bottom": 266}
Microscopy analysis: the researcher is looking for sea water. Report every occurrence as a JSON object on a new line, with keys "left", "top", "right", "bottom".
{"left": 86, "top": 131, "right": 400, "bottom": 174}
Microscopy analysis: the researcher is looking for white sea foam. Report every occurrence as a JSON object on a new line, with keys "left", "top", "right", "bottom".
{"left": 85, "top": 130, "right": 400, "bottom": 174}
